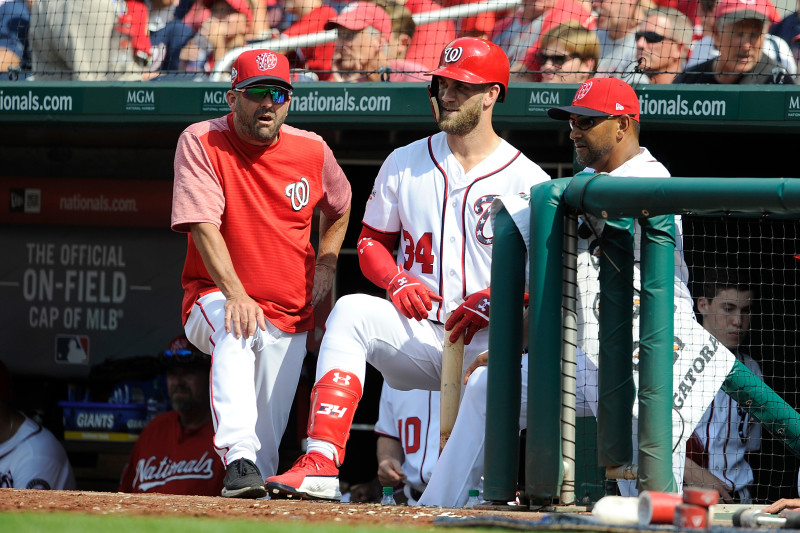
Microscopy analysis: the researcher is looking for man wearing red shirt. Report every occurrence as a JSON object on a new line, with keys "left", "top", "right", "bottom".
{"left": 171, "top": 48, "right": 351, "bottom": 498}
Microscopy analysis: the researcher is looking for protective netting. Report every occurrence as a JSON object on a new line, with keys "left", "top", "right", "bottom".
{"left": 2, "top": 0, "right": 796, "bottom": 84}
{"left": 574, "top": 215, "right": 800, "bottom": 505}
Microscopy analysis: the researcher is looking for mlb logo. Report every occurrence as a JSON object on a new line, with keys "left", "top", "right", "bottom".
{"left": 55, "top": 335, "right": 90, "bottom": 365}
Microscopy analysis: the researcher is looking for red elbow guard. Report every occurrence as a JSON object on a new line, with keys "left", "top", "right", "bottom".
{"left": 357, "top": 227, "right": 400, "bottom": 289}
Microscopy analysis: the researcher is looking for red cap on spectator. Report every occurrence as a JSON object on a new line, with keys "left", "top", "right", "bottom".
{"left": 231, "top": 49, "right": 293, "bottom": 90}
{"left": 547, "top": 77, "right": 640, "bottom": 122}
{"left": 715, "top": 0, "right": 779, "bottom": 28}
{"left": 201, "top": 0, "right": 254, "bottom": 22}
{"left": 325, "top": 2, "right": 392, "bottom": 41}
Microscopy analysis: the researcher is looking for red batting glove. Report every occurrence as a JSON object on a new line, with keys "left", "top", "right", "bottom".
{"left": 445, "top": 289, "right": 490, "bottom": 345}
{"left": 388, "top": 269, "right": 442, "bottom": 321}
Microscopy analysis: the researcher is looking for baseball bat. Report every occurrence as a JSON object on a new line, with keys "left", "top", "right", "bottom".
{"left": 733, "top": 508, "right": 800, "bottom": 529}
{"left": 440, "top": 315, "right": 464, "bottom": 455}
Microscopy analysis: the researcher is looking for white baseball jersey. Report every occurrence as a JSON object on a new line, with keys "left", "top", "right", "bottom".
{"left": 691, "top": 350, "right": 762, "bottom": 498}
{"left": 574, "top": 148, "right": 736, "bottom": 495}
{"left": 374, "top": 383, "right": 440, "bottom": 504}
{"left": 492, "top": 147, "right": 738, "bottom": 497}
{"left": 0, "top": 414, "right": 76, "bottom": 489}
{"left": 363, "top": 131, "right": 550, "bottom": 322}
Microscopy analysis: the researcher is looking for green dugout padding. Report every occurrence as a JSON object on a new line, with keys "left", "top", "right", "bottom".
{"left": 486, "top": 175, "right": 800, "bottom": 505}
{"left": 484, "top": 208, "right": 527, "bottom": 502}
{"left": 724, "top": 359, "right": 800, "bottom": 456}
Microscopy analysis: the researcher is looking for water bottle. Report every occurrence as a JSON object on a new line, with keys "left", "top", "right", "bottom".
{"left": 380, "top": 486, "right": 396, "bottom": 506}
{"left": 465, "top": 489, "right": 480, "bottom": 508}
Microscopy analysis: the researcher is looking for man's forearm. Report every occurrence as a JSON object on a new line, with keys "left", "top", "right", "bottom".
{"left": 317, "top": 206, "right": 351, "bottom": 268}
{"left": 190, "top": 222, "right": 247, "bottom": 298}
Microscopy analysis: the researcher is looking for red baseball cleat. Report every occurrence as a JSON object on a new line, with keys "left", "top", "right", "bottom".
{"left": 265, "top": 452, "right": 341, "bottom": 500}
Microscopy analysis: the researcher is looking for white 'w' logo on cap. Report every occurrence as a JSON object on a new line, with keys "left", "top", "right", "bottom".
{"left": 256, "top": 52, "right": 278, "bottom": 71}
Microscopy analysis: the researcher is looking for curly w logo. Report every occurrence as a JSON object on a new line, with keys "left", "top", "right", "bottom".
{"left": 285, "top": 177, "right": 310, "bottom": 211}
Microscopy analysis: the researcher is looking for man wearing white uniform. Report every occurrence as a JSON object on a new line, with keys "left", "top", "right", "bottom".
{"left": 547, "top": 77, "right": 737, "bottom": 495}
{"left": 373, "top": 384, "right": 440, "bottom": 505}
{"left": 685, "top": 268, "right": 761, "bottom": 503}
{"left": 477, "top": 77, "right": 737, "bottom": 501}
{"left": 265, "top": 36, "right": 550, "bottom": 504}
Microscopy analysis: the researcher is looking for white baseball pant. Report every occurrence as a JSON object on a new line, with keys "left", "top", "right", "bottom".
{"left": 184, "top": 291, "right": 308, "bottom": 479}
{"left": 315, "top": 293, "right": 489, "bottom": 392}
{"left": 418, "top": 355, "right": 528, "bottom": 508}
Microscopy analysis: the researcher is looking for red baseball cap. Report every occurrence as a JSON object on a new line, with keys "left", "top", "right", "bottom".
{"left": 231, "top": 49, "right": 293, "bottom": 91}
{"left": 547, "top": 77, "right": 640, "bottom": 122}
{"left": 715, "top": 0, "right": 779, "bottom": 27}
{"left": 324, "top": 1, "right": 392, "bottom": 41}
{"left": 201, "top": 0, "right": 254, "bottom": 22}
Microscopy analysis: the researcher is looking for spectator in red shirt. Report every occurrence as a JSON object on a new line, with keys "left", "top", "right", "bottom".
{"left": 403, "top": 0, "right": 457, "bottom": 70}
{"left": 118, "top": 335, "right": 225, "bottom": 496}
{"left": 325, "top": 1, "right": 428, "bottom": 82}
{"left": 282, "top": 0, "right": 338, "bottom": 80}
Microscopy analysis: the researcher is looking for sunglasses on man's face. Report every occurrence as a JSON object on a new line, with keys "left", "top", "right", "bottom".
{"left": 236, "top": 86, "right": 290, "bottom": 104}
{"left": 635, "top": 30, "right": 669, "bottom": 44}
{"left": 568, "top": 115, "right": 633, "bottom": 131}
{"left": 535, "top": 52, "right": 582, "bottom": 68}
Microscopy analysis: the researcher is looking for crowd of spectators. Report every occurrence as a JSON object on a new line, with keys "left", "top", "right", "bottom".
{"left": 1, "top": 0, "right": 798, "bottom": 83}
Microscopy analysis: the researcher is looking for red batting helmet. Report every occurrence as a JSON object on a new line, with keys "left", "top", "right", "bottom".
{"left": 428, "top": 37, "right": 510, "bottom": 103}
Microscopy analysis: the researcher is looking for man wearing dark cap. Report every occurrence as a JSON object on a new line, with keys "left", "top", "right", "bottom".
{"left": 541, "top": 77, "right": 739, "bottom": 496}
{"left": 674, "top": 0, "right": 794, "bottom": 84}
{"left": 118, "top": 335, "right": 226, "bottom": 495}
{"left": 171, "top": 48, "right": 351, "bottom": 498}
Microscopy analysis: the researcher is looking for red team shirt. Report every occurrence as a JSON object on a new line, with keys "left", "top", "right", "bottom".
{"left": 118, "top": 411, "right": 225, "bottom": 495}
{"left": 172, "top": 114, "right": 351, "bottom": 333}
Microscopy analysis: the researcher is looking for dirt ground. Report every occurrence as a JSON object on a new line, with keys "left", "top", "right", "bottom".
{"left": 0, "top": 488, "right": 547, "bottom": 527}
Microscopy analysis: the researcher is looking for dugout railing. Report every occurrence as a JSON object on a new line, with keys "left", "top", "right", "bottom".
{"left": 486, "top": 176, "right": 800, "bottom": 508}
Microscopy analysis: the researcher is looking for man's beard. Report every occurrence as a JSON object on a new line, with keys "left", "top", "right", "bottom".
{"left": 437, "top": 97, "right": 482, "bottom": 135}
{"left": 576, "top": 139, "right": 614, "bottom": 168}
{"left": 170, "top": 388, "right": 199, "bottom": 414}
{"left": 235, "top": 98, "right": 285, "bottom": 143}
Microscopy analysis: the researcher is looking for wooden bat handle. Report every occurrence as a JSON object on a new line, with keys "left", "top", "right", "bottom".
{"left": 440, "top": 315, "right": 465, "bottom": 455}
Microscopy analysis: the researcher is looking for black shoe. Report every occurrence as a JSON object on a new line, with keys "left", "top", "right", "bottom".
{"left": 221, "top": 458, "right": 267, "bottom": 498}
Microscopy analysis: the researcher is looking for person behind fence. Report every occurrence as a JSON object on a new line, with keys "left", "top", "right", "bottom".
{"left": 372, "top": 0, "right": 417, "bottom": 64}
{"left": 634, "top": 7, "right": 693, "bottom": 84}
{"left": 511, "top": 21, "right": 600, "bottom": 83}
{"left": 324, "top": 1, "right": 427, "bottom": 82}
{"left": 179, "top": 0, "right": 252, "bottom": 74}
{"left": 684, "top": 268, "right": 761, "bottom": 504}
{"left": 171, "top": 48, "right": 352, "bottom": 499}
{"left": 118, "top": 335, "right": 226, "bottom": 495}
{"left": 29, "top": 0, "right": 150, "bottom": 80}
{"left": 770, "top": 0, "right": 800, "bottom": 67}
{"left": 0, "top": 361, "right": 76, "bottom": 490}
{"left": 280, "top": 0, "right": 338, "bottom": 80}
{"left": 146, "top": 0, "right": 196, "bottom": 76}
{"left": 674, "top": 0, "right": 795, "bottom": 84}
{"left": 592, "top": 0, "right": 648, "bottom": 83}
{"left": 263, "top": 36, "right": 549, "bottom": 507}
{"left": 0, "top": 0, "right": 30, "bottom": 79}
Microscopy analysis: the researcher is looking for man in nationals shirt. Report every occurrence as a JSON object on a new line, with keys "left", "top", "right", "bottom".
{"left": 119, "top": 335, "right": 225, "bottom": 495}
{"left": 171, "top": 49, "right": 351, "bottom": 498}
